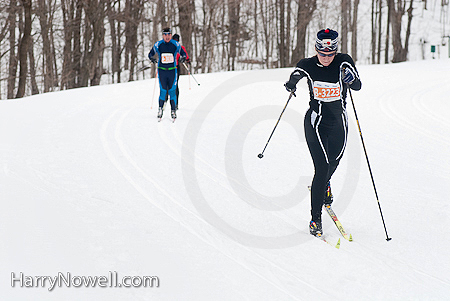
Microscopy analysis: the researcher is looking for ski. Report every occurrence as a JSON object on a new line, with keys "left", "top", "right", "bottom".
{"left": 324, "top": 204, "right": 353, "bottom": 241}
{"left": 157, "top": 117, "right": 176, "bottom": 123}
{"left": 314, "top": 233, "right": 340, "bottom": 249}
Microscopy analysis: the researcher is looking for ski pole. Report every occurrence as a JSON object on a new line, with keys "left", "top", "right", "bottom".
{"left": 132, "top": 65, "right": 151, "bottom": 76}
{"left": 151, "top": 67, "right": 158, "bottom": 110}
{"left": 182, "top": 62, "right": 200, "bottom": 86}
{"left": 257, "top": 92, "right": 295, "bottom": 159}
{"left": 187, "top": 66, "right": 191, "bottom": 90}
{"left": 127, "top": 63, "right": 152, "bottom": 81}
{"left": 347, "top": 87, "right": 392, "bottom": 241}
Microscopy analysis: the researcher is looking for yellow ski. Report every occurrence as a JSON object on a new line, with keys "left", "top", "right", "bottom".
{"left": 314, "top": 233, "right": 341, "bottom": 249}
{"left": 324, "top": 205, "right": 353, "bottom": 242}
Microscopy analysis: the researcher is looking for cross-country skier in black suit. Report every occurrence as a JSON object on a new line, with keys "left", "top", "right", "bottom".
{"left": 284, "top": 28, "right": 362, "bottom": 237}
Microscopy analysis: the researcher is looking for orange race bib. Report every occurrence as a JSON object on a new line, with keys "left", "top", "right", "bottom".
{"left": 161, "top": 53, "right": 174, "bottom": 64}
{"left": 313, "top": 81, "right": 341, "bottom": 102}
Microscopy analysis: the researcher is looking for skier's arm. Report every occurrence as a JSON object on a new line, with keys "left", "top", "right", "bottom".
{"left": 284, "top": 68, "right": 305, "bottom": 93}
{"left": 179, "top": 46, "right": 187, "bottom": 62}
{"left": 148, "top": 43, "right": 158, "bottom": 62}
{"left": 182, "top": 46, "right": 190, "bottom": 62}
{"left": 341, "top": 55, "right": 361, "bottom": 91}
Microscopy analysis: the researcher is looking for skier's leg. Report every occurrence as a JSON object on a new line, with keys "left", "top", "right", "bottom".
{"left": 325, "top": 111, "right": 348, "bottom": 182}
{"left": 168, "top": 69, "right": 177, "bottom": 111}
{"left": 304, "top": 109, "right": 330, "bottom": 223}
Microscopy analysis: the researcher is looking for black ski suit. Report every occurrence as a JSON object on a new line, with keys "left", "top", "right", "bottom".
{"left": 287, "top": 53, "right": 361, "bottom": 222}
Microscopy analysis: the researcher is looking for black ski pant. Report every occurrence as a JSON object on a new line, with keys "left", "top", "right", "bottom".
{"left": 304, "top": 108, "right": 348, "bottom": 221}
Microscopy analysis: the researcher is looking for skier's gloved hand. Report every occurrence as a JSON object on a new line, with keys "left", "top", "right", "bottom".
{"left": 150, "top": 57, "right": 158, "bottom": 64}
{"left": 179, "top": 56, "right": 187, "bottom": 64}
{"left": 285, "top": 70, "right": 304, "bottom": 93}
{"left": 284, "top": 81, "right": 296, "bottom": 93}
{"left": 342, "top": 68, "right": 356, "bottom": 84}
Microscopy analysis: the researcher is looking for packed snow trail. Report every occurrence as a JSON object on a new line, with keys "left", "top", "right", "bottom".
{"left": 1, "top": 60, "right": 450, "bottom": 300}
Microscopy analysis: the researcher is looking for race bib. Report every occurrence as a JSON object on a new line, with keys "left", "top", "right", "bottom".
{"left": 161, "top": 53, "right": 174, "bottom": 64}
{"left": 313, "top": 81, "right": 341, "bottom": 102}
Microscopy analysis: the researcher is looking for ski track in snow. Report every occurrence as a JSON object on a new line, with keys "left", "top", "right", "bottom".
{"left": 100, "top": 106, "right": 333, "bottom": 300}
{"left": 378, "top": 78, "right": 450, "bottom": 147}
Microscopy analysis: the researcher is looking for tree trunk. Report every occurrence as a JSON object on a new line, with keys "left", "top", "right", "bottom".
{"left": 16, "top": 0, "right": 32, "bottom": 98}
{"left": 351, "top": 0, "right": 359, "bottom": 60}
{"left": 371, "top": 0, "right": 376, "bottom": 64}
{"left": 377, "top": 0, "right": 382, "bottom": 64}
{"left": 285, "top": 0, "right": 290, "bottom": 65}
{"left": 278, "top": 0, "right": 286, "bottom": 67}
{"left": 28, "top": 35, "right": 39, "bottom": 95}
{"left": 341, "top": 0, "right": 349, "bottom": 53}
{"left": 403, "top": 0, "right": 414, "bottom": 56}
{"left": 385, "top": 0, "right": 390, "bottom": 63}
{"left": 37, "top": 0, "right": 56, "bottom": 92}
{"left": 73, "top": 0, "right": 82, "bottom": 87}
{"left": 125, "top": 0, "right": 141, "bottom": 81}
{"left": 7, "top": 0, "right": 18, "bottom": 99}
{"left": 106, "top": 0, "right": 118, "bottom": 83}
{"left": 228, "top": 0, "right": 240, "bottom": 71}
{"left": 177, "top": 0, "right": 193, "bottom": 72}
{"left": 61, "top": 0, "right": 73, "bottom": 89}
{"left": 389, "top": 0, "right": 413, "bottom": 63}
{"left": 292, "top": 0, "right": 316, "bottom": 64}
{"left": 90, "top": 0, "right": 105, "bottom": 86}
{"left": 259, "top": 0, "right": 270, "bottom": 68}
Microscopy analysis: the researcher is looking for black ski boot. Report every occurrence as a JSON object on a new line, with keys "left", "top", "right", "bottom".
{"left": 324, "top": 181, "right": 333, "bottom": 207}
{"left": 309, "top": 216, "right": 323, "bottom": 237}
{"left": 171, "top": 110, "right": 177, "bottom": 119}
{"left": 157, "top": 107, "right": 163, "bottom": 118}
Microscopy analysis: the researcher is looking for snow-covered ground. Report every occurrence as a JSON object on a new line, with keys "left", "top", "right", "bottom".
{"left": 1, "top": 59, "right": 450, "bottom": 300}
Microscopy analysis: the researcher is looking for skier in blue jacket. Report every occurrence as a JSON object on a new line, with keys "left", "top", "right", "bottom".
{"left": 149, "top": 27, "right": 187, "bottom": 119}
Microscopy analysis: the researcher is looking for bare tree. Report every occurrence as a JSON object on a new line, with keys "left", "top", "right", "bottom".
{"left": 385, "top": 0, "right": 390, "bottom": 63}
{"left": 258, "top": 0, "right": 272, "bottom": 68}
{"left": 106, "top": 0, "right": 120, "bottom": 83}
{"left": 341, "top": 0, "right": 349, "bottom": 53}
{"left": 351, "top": 0, "right": 359, "bottom": 60}
{"left": 228, "top": 0, "right": 240, "bottom": 71}
{"left": 28, "top": 32, "right": 39, "bottom": 95}
{"left": 371, "top": 0, "right": 377, "bottom": 63}
{"left": 16, "top": 0, "right": 32, "bottom": 98}
{"left": 277, "top": 0, "right": 290, "bottom": 67}
{"left": 79, "top": 0, "right": 105, "bottom": 87}
{"left": 7, "top": 0, "right": 18, "bottom": 99}
{"left": 388, "top": 0, "right": 414, "bottom": 63}
{"left": 124, "top": 0, "right": 144, "bottom": 81}
{"left": 291, "top": 0, "right": 317, "bottom": 64}
{"left": 177, "top": 0, "right": 194, "bottom": 61}
{"left": 36, "top": 0, "right": 57, "bottom": 92}
{"left": 377, "top": 0, "right": 383, "bottom": 64}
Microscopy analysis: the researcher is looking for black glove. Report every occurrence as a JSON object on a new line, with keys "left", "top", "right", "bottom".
{"left": 150, "top": 57, "right": 157, "bottom": 64}
{"left": 284, "top": 81, "right": 296, "bottom": 93}
{"left": 284, "top": 71, "right": 304, "bottom": 93}
{"left": 342, "top": 68, "right": 356, "bottom": 84}
{"left": 186, "top": 58, "right": 191, "bottom": 64}
{"left": 179, "top": 56, "right": 187, "bottom": 64}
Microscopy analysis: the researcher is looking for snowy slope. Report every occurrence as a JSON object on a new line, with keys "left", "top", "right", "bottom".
{"left": 1, "top": 59, "right": 450, "bottom": 300}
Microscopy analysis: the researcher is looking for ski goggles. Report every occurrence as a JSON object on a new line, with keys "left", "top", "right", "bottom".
{"left": 317, "top": 51, "right": 336, "bottom": 57}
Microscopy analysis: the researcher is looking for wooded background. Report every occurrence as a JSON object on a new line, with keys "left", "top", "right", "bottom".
{"left": 0, "top": 0, "right": 448, "bottom": 99}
